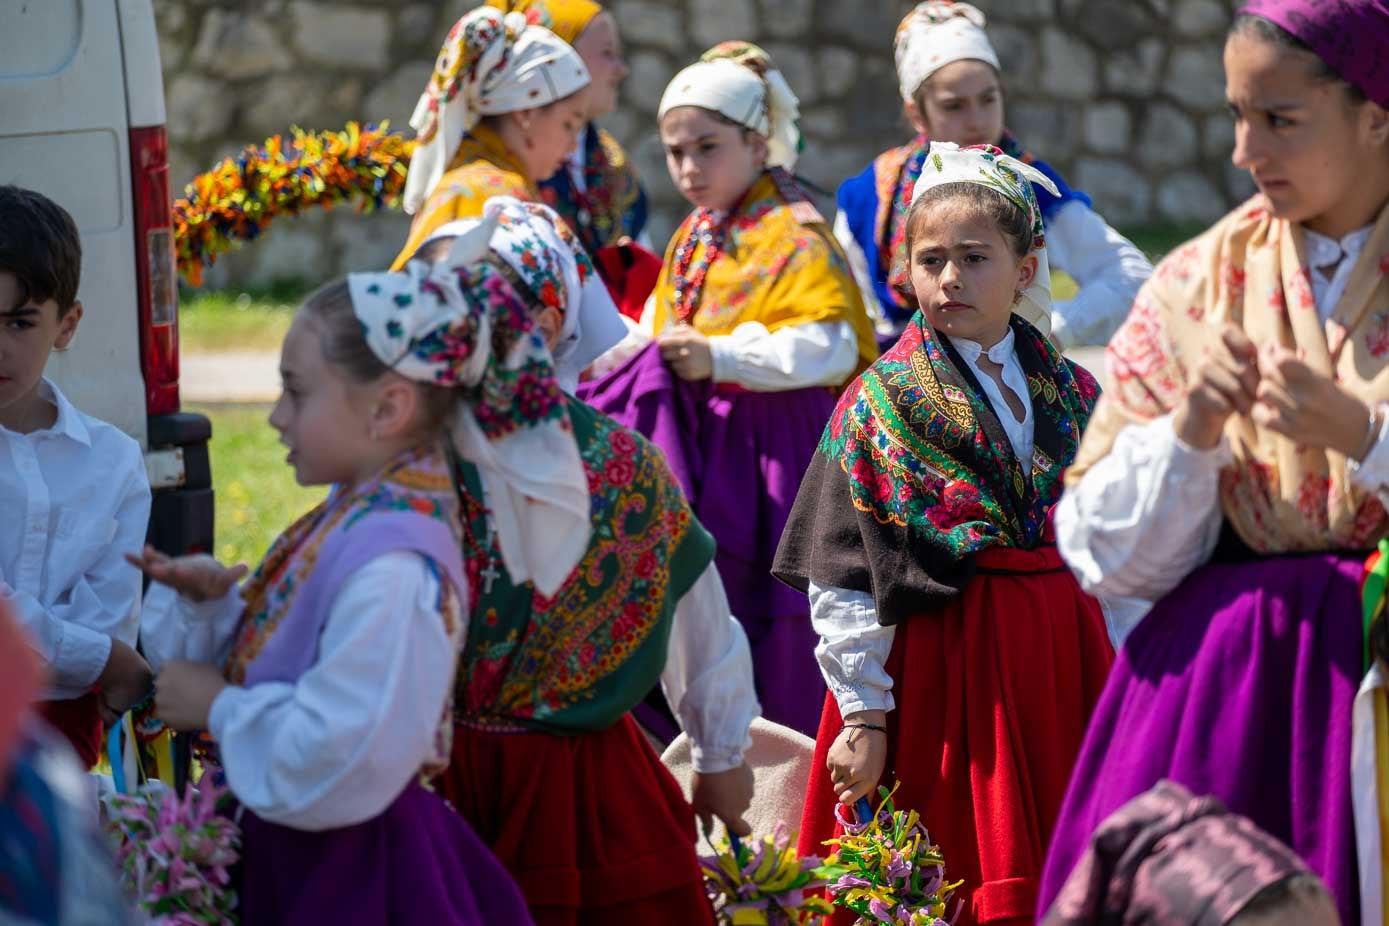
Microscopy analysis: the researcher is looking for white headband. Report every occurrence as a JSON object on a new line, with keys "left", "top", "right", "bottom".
{"left": 658, "top": 57, "right": 802, "bottom": 171}
{"left": 403, "top": 8, "right": 590, "bottom": 215}
{"left": 894, "top": 2, "right": 1000, "bottom": 103}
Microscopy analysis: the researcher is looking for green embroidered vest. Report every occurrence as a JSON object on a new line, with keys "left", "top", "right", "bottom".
{"left": 453, "top": 398, "right": 715, "bottom": 734}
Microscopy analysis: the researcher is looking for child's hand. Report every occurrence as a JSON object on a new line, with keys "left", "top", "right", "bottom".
{"left": 153, "top": 661, "right": 229, "bottom": 732}
{"left": 692, "top": 762, "right": 755, "bottom": 838}
{"left": 826, "top": 710, "right": 888, "bottom": 806}
{"left": 125, "top": 546, "right": 248, "bottom": 602}
{"left": 658, "top": 328, "right": 714, "bottom": 381}
{"left": 96, "top": 639, "right": 153, "bottom": 723}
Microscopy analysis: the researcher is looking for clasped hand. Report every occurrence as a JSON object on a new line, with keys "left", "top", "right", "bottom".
{"left": 1172, "top": 325, "right": 1373, "bottom": 458}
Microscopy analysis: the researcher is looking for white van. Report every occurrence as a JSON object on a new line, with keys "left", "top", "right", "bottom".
{"left": 0, "top": 0, "right": 213, "bottom": 554}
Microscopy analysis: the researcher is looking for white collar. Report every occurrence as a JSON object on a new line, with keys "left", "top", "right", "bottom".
{"left": 2, "top": 379, "right": 91, "bottom": 445}
{"left": 948, "top": 326, "right": 1017, "bottom": 367}
{"left": 1303, "top": 224, "right": 1373, "bottom": 274}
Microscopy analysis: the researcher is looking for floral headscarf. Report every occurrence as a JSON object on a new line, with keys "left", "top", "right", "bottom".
{"left": 485, "top": 0, "right": 603, "bottom": 45}
{"left": 420, "top": 196, "right": 627, "bottom": 392}
{"left": 403, "top": 7, "right": 590, "bottom": 215}
{"left": 910, "top": 142, "right": 1060, "bottom": 335}
{"left": 348, "top": 214, "right": 590, "bottom": 595}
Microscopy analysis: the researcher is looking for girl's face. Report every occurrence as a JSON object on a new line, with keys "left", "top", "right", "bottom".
{"left": 1225, "top": 30, "right": 1389, "bottom": 238}
{"left": 660, "top": 106, "right": 768, "bottom": 212}
{"left": 508, "top": 95, "right": 589, "bottom": 181}
{"left": 573, "top": 12, "right": 627, "bottom": 118}
{"left": 910, "top": 59, "right": 1004, "bottom": 147}
{"left": 908, "top": 198, "right": 1036, "bottom": 347}
{"left": 268, "top": 313, "right": 381, "bottom": 487}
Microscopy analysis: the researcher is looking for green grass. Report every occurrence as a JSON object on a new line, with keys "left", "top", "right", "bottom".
{"left": 189, "top": 402, "right": 325, "bottom": 568}
{"left": 178, "top": 285, "right": 304, "bottom": 354}
{"left": 1121, "top": 223, "right": 1206, "bottom": 264}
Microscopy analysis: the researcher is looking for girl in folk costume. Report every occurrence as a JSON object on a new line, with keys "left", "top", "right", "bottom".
{"left": 836, "top": 2, "right": 1152, "bottom": 349}
{"left": 773, "top": 144, "right": 1114, "bottom": 926}
{"left": 580, "top": 43, "right": 879, "bottom": 738}
{"left": 415, "top": 197, "right": 760, "bottom": 926}
{"left": 392, "top": 6, "right": 591, "bottom": 268}
{"left": 131, "top": 243, "right": 547, "bottom": 924}
{"left": 486, "top": 0, "right": 651, "bottom": 255}
{"left": 1036, "top": 4, "right": 1389, "bottom": 923}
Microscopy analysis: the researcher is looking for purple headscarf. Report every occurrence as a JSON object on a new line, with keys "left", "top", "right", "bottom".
{"left": 1239, "top": 0, "right": 1389, "bottom": 108}
{"left": 1041, "top": 780, "right": 1321, "bottom": 925}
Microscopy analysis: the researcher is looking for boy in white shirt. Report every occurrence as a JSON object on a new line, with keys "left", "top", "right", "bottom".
{"left": 0, "top": 185, "right": 153, "bottom": 768}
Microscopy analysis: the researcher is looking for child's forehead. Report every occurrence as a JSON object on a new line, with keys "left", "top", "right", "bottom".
{"left": 910, "top": 197, "right": 1002, "bottom": 243}
{"left": 0, "top": 271, "right": 57, "bottom": 315}
{"left": 659, "top": 107, "right": 737, "bottom": 141}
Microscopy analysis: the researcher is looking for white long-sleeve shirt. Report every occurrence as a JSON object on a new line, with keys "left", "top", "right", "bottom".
{"left": 141, "top": 552, "right": 758, "bottom": 829}
{"left": 833, "top": 199, "right": 1153, "bottom": 350}
{"left": 0, "top": 379, "right": 150, "bottom": 699}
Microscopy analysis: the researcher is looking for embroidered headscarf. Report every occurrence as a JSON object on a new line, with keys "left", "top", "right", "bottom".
{"left": 349, "top": 214, "right": 590, "bottom": 595}
{"left": 894, "top": 1, "right": 1000, "bottom": 103}
{"left": 1239, "top": 0, "right": 1389, "bottom": 108}
{"left": 1043, "top": 780, "right": 1323, "bottom": 925}
{"left": 485, "top": 0, "right": 603, "bottom": 45}
{"left": 910, "top": 142, "right": 1060, "bottom": 336}
{"left": 420, "top": 196, "right": 627, "bottom": 393}
{"left": 403, "top": 7, "right": 590, "bottom": 215}
{"left": 658, "top": 42, "right": 802, "bottom": 171}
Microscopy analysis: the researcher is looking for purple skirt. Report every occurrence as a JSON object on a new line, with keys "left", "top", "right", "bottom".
{"left": 1036, "top": 553, "right": 1363, "bottom": 924}
{"left": 238, "top": 782, "right": 534, "bottom": 925}
{"left": 579, "top": 343, "right": 833, "bottom": 736}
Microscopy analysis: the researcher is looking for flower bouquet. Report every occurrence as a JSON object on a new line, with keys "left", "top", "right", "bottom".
{"left": 104, "top": 775, "right": 240, "bottom": 925}
{"left": 823, "top": 784, "right": 962, "bottom": 926}
{"left": 700, "top": 821, "right": 837, "bottom": 925}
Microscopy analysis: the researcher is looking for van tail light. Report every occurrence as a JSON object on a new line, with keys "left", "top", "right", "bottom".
{"left": 130, "top": 125, "right": 179, "bottom": 417}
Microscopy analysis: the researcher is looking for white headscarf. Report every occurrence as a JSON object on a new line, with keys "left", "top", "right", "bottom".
{"left": 419, "top": 197, "right": 627, "bottom": 393}
{"left": 403, "top": 7, "right": 591, "bottom": 215}
{"left": 657, "top": 43, "right": 802, "bottom": 171}
{"left": 910, "top": 142, "right": 1059, "bottom": 335}
{"left": 348, "top": 215, "right": 590, "bottom": 595}
{"left": 894, "top": 2, "right": 1000, "bottom": 103}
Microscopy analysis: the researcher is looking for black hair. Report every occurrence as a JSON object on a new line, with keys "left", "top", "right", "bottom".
{"left": 1229, "top": 13, "right": 1368, "bottom": 104}
{"left": 0, "top": 185, "right": 82, "bottom": 315}
{"left": 298, "top": 279, "right": 457, "bottom": 428}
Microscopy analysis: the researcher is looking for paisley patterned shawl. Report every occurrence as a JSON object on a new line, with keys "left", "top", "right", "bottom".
{"left": 453, "top": 397, "right": 715, "bottom": 733}
{"left": 651, "top": 169, "right": 879, "bottom": 378}
{"left": 226, "top": 445, "right": 464, "bottom": 686}
{"left": 773, "top": 310, "right": 1099, "bottom": 624}
{"left": 1070, "top": 195, "right": 1389, "bottom": 554}
{"left": 538, "top": 123, "right": 647, "bottom": 253}
{"left": 869, "top": 131, "right": 1089, "bottom": 322}
{"left": 392, "top": 123, "right": 537, "bottom": 269}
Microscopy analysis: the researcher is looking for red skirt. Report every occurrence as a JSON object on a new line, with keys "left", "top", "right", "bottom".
{"left": 797, "top": 544, "right": 1114, "bottom": 926}
{"left": 436, "top": 713, "right": 714, "bottom": 926}
{"left": 37, "top": 693, "right": 103, "bottom": 769}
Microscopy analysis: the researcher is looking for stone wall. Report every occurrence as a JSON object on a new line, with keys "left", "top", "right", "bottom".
{"left": 154, "top": 0, "right": 1251, "bottom": 289}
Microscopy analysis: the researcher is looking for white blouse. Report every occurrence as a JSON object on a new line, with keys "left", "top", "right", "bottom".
{"left": 948, "top": 330, "right": 1034, "bottom": 476}
{"left": 141, "top": 552, "right": 759, "bottom": 829}
{"left": 0, "top": 379, "right": 151, "bottom": 700}
{"left": 834, "top": 200, "right": 1152, "bottom": 350}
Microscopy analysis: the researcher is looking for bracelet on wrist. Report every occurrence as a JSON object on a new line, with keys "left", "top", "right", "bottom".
{"left": 843, "top": 722, "right": 887, "bottom": 733}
